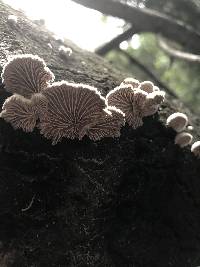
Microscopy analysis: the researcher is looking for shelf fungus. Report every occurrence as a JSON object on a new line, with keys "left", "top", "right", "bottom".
{"left": 30, "top": 93, "right": 48, "bottom": 119}
{"left": 0, "top": 94, "right": 37, "bottom": 132}
{"left": 86, "top": 106, "right": 125, "bottom": 141}
{"left": 120, "top": 77, "right": 140, "bottom": 89}
{"left": 0, "top": 55, "right": 166, "bottom": 144}
{"left": 175, "top": 132, "right": 193, "bottom": 148}
{"left": 106, "top": 81, "right": 165, "bottom": 129}
{"left": 2, "top": 54, "right": 54, "bottom": 98}
{"left": 166, "top": 112, "right": 188, "bottom": 132}
{"left": 138, "top": 81, "right": 154, "bottom": 93}
{"left": 38, "top": 82, "right": 107, "bottom": 144}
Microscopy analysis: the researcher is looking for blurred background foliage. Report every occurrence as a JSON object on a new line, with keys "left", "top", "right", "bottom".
{"left": 106, "top": 32, "right": 200, "bottom": 114}
{"left": 95, "top": 0, "right": 200, "bottom": 114}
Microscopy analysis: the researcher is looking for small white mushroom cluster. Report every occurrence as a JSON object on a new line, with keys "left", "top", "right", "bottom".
{"left": 59, "top": 46, "right": 73, "bottom": 59}
{"left": 107, "top": 78, "right": 165, "bottom": 129}
{"left": 0, "top": 56, "right": 165, "bottom": 145}
{"left": 191, "top": 141, "right": 200, "bottom": 158}
{"left": 166, "top": 112, "right": 200, "bottom": 158}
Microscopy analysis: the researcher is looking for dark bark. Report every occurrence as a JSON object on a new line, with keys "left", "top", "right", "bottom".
{"left": 72, "top": 0, "right": 200, "bottom": 53}
{"left": 0, "top": 2, "right": 200, "bottom": 267}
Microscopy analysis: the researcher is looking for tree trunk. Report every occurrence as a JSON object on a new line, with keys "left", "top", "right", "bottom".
{"left": 0, "top": 2, "right": 200, "bottom": 267}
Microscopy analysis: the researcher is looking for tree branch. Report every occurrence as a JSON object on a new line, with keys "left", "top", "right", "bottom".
{"left": 72, "top": 0, "right": 200, "bottom": 53}
{"left": 158, "top": 37, "right": 200, "bottom": 63}
{"left": 95, "top": 26, "right": 135, "bottom": 56}
{"left": 117, "top": 48, "right": 177, "bottom": 98}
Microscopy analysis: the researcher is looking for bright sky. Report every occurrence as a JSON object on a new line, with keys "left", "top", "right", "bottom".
{"left": 4, "top": 0, "right": 140, "bottom": 51}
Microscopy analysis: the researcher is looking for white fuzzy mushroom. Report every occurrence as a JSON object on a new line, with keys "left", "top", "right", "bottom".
{"left": 59, "top": 46, "right": 73, "bottom": 58}
{"left": 139, "top": 81, "right": 154, "bottom": 93}
{"left": 174, "top": 132, "right": 193, "bottom": 148}
{"left": 191, "top": 141, "right": 200, "bottom": 158}
{"left": 2, "top": 54, "right": 54, "bottom": 98}
{"left": 0, "top": 94, "right": 37, "bottom": 132}
{"left": 166, "top": 112, "right": 188, "bottom": 132}
{"left": 39, "top": 81, "right": 106, "bottom": 144}
{"left": 86, "top": 106, "right": 125, "bottom": 141}
{"left": 120, "top": 77, "right": 140, "bottom": 89}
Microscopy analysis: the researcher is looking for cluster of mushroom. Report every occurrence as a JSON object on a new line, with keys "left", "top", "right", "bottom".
{"left": 166, "top": 112, "right": 200, "bottom": 158}
{"left": 0, "top": 54, "right": 165, "bottom": 145}
{"left": 107, "top": 78, "right": 165, "bottom": 129}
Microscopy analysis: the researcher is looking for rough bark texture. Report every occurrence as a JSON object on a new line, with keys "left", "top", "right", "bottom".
{"left": 0, "top": 2, "right": 200, "bottom": 267}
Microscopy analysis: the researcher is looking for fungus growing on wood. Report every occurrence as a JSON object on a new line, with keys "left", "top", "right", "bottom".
{"left": 106, "top": 83, "right": 165, "bottom": 129}
{"left": 146, "top": 91, "right": 165, "bottom": 105}
{"left": 153, "top": 86, "right": 160, "bottom": 91}
{"left": 129, "top": 89, "right": 149, "bottom": 128}
{"left": 166, "top": 112, "right": 188, "bottom": 132}
{"left": 139, "top": 81, "right": 154, "bottom": 93}
{"left": 191, "top": 141, "right": 200, "bottom": 158}
{"left": 120, "top": 77, "right": 140, "bottom": 88}
{"left": 174, "top": 132, "right": 193, "bottom": 148}
{"left": 1, "top": 54, "right": 54, "bottom": 98}
{"left": 0, "top": 55, "right": 166, "bottom": 144}
{"left": 39, "top": 82, "right": 106, "bottom": 144}
{"left": 31, "top": 93, "right": 48, "bottom": 119}
{"left": 0, "top": 94, "right": 37, "bottom": 132}
{"left": 59, "top": 46, "right": 73, "bottom": 58}
{"left": 86, "top": 106, "right": 125, "bottom": 141}
{"left": 187, "top": 125, "right": 194, "bottom": 131}
{"left": 142, "top": 91, "right": 165, "bottom": 117}
{"left": 106, "top": 84, "right": 143, "bottom": 128}
{"left": 143, "top": 90, "right": 164, "bottom": 119}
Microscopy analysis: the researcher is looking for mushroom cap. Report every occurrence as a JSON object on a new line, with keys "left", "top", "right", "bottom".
{"left": 39, "top": 81, "right": 106, "bottom": 144}
{"left": 166, "top": 112, "right": 188, "bottom": 132}
{"left": 2, "top": 54, "right": 54, "bottom": 98}
{"left": 139, "top": 81, "right": 154, "bottom": 93}
{"left": 174, "top": 132, "right": 193, "bottom": 148}
{"left": 120, "top": 77, "right": 140, "bottom": 88}
{"left": 59, "top": 46, "right": 73, "bottom": 57}
{"left": 86, "top": 106, "right": 125, "bottom": 141}
{"left": 191, "top": 141, "right": 200, "bottom": 157}
{"left": 31, "top": 93, "right": 48, "bottom": 119}
{"left": 142, "top": 91, "right": 165, "bottom": 117}
{"left": 146, "top": 91, "right": 165, "bottom": 105}
{"left": 106, "top": 84, "right": 135, "bottom": 113}
{"left": 0, "top": 94, "right": 37, "bottom": 132}
{"left": 106, "top": 85, "right": 146, "bottom": 128}
{"left": 153, "top": 86, "right": 160, "bottom": 92}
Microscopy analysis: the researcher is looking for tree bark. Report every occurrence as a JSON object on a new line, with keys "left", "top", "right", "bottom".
{"left": 0, "top": 2, "right": 200, "bottom": 267}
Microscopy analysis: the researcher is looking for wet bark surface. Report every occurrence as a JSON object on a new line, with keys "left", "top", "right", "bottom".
{"left": 0, "top": 2, "right": 200, "bottom": 267}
